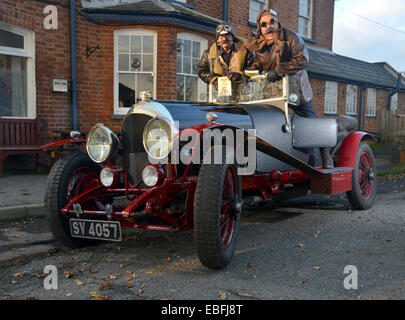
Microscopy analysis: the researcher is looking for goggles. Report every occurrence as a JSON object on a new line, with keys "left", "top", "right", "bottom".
{"left": 260, "top": 18, "right": 277, "bottom": 28}
{"left": 216, "top": 24, "right": 233, "bottom": 34}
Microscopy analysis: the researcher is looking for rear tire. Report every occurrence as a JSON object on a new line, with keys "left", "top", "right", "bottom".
{"left": 194, "top": 157, "right": 242, "bottom": 269}
{"left": 346, "top": 142, "right": 377, "bottom": 210}
{"left": 45, "top": 153, "right": 101, "bottom": 248}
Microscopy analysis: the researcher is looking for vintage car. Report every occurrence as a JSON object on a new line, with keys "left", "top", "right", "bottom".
{"left": 42, "top": 74, "right": 377, "bottom": 269}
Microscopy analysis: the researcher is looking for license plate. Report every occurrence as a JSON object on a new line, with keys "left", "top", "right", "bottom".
{"left": 70, "top": 219, "right": 122, "bottom": 242}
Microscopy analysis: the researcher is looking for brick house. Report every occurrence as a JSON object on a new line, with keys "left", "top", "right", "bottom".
{"left": 0, "top": 0, "right": 404, "bottom": 147}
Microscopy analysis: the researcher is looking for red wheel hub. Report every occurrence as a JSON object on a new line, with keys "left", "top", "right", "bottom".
{"left": 66, "top": 167, "right": 98, "bottom": 203}
{"left": 358, "top": 152, "right": 374, "bottom": 200}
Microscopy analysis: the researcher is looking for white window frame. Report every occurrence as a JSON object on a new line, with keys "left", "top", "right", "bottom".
{"left": 324, "top": 81, "right": 338, "bottom": 114}
{"left": 298, "top": 0, "right": 313, "bottom": 39}
{"left": 366, "top": 88, "right": 377, "bottom": 117}
{"left": 345, "top": 84, "right": 358, "bottom": 115}
{"left": 249, "top": 0, "right": 268, "bottom": 24}
{"left": 176, "top": 33, "right": 208, "bottom": 102}
{"left": 0, "top": 22, "right": 36, "bottom": 119}
{"left": 114, "top": 29, "right": 157, "bottom": 115}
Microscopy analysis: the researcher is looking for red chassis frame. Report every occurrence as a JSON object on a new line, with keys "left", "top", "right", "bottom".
{"left": 42, "top": 128, "right": 370, "bottom": 233}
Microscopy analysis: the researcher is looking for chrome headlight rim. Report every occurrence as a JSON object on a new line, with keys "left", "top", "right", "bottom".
{"left": 142, "top": 164, "right": 165, "bottom": 187}
{"left": 142, "top": 116, "right": 178, "bottom": 160}
{"left": 86, "top": 124, "right": 119, "bottom": 164}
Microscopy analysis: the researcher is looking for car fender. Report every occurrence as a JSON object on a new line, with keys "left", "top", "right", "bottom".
{"left": 336, "top": 131, "right": 375, "bottom": 168}
{"left": 41, "top": 138, "right": 86, "bottom": 150}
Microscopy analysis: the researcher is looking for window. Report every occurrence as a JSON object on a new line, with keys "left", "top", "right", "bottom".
{"left": 345, "top": 84, "right": 357, "bottom": 115}
{"left": 249, "top": 0, "right": 268, "bottom": 24}
{"left": 324, "top": 81, "right": 338, "bottom": 114}
{"left": 366, "top": 88, "right": 377, "bottom": 117}
{"left": 114, "top": 29, "right": 156, "bottom": 114}
{"left": 391, "top": 93, "right": 398, "bottom": 112}
{"left": 298, "top": 0, "right": 312, "bottom": 38}
{"left": 177, "top": 33, "right": 207, "bottom": 102}
{"left": 0, "top": 22, "right": 35, "bottom": 118}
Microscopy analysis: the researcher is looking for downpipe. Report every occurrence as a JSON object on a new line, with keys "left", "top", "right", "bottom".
{"left": 388, "top": 73, "right": 402, "bottom": 111}
{"left": 70, "top": 0, "right": 78, "bottom": 131}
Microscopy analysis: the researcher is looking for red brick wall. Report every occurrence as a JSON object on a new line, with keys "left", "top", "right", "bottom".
{"left": 311, "top": 0, "right": 334, "bottom": 50}
{"left": 190, "top": 0, "right": 334, "bottom": 47}
{"left": 0, "top": 0, "right": 74, "bottom": 133}
{"left": 270, "top": 0, "right": 334, "bottom": 50}
{"left": 270, "top": 0, "right": 299, "bottom": 33}
{"left": 0, "top": 0, "right": 214, "bottom": 133}
{"left": 188, "top": 0, "right": 223, "bottom": 21}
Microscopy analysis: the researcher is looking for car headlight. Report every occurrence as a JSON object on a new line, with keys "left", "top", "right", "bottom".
{"left": 143, "top": 117, "right": 177, "bottom": 160}
{"left": 86, "top": 124, "right": 119, "bottom": 163}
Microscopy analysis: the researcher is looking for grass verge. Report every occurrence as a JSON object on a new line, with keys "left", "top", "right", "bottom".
{"left": 377, "top": 165, "right": 405, "bottom": 177}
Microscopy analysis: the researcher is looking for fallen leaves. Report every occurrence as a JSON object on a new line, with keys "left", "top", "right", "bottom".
{"left": 12, "top": 258, "right": 21, "bottom": 264}
{"left": 74, "top": 280, "right": 84, "bottom": 286}
{"left": 313, "top": 266, "right": 321, "bottom": 271}
{"left": 237, "top": 292, "right": 253, "bottom": 298}
{"left": 90, "top": 292, "right": 108, "bottom": 300}
{"left": 120, "top": 262, "right": 131, "bottom": 269}
{"left": 99, "top": 283, "right": 112, "bottom": 291}
{"left": 219, "top": 291, "right": 227, "bottom": 300}
{"left": 138, "top": 283, "right": 146, "bottom": 294}
{"left": 13, "top": 272, "right": 25, "bottom": 277}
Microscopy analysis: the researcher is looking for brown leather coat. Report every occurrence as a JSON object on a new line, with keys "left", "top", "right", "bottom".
{"left": 197, "top": 38, "right": 254, "bottom": 85}
{"left": 248, "top": 27, "right": 313, "bottom": 103}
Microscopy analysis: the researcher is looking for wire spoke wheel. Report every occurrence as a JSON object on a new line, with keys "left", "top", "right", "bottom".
{"left": 194, "top": 148, "right": 242, "bottom": 269}
{"left": 220, "top": 166, "right": 237, "bottom": 249}
{"left": 346, "top": 142, "right": 377, "bottom": 210}
{"left": 45, "top": 153, "right": 102, "bottom": 248}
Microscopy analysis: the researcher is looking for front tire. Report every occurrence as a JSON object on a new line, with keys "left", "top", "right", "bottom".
{"left": 45, "top": 153, "right": 101, "bottom": 248}
{"left": 346, "top": 142, "right": 377, "bottom": 210}
{"left": 194, "top": 160, "right": 242, "bottom": 269}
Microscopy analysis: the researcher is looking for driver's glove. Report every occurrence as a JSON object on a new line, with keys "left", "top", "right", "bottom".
{"left": 228, "top": 72, "right": 243, "bottom": 82}
{"left": 266, "top": 70, "right": 282, "bottom": 82}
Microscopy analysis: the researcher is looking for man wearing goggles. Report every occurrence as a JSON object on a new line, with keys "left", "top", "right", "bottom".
{"left": 197, "top": 23, "right": 253, "bottom": 90}
{"left": 245, "top": 9, "right": 333, "bottom": 169}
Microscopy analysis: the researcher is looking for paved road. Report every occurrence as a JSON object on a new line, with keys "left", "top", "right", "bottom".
{"left": 1, "top": 175, "right": 404, "bottom": 300}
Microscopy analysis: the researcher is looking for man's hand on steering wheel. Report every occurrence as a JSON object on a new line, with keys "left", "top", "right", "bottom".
{"left": 266, "top": 70, "right": 282, "bottom": 82}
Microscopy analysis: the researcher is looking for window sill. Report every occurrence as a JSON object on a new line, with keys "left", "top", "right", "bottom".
{"left": 366, "top": 115, "right": 376, "bottom": 118}
{"left": 111, "top": 113, "right": 126, "bottom": 120}
{"left": 248, "top": 21, "right": 258, "bottom": 28}
{"left": 345, "top": 113, "right": 357, "bottom": 116}
{"left": 324, "top": 112, "right": 338, "bottom": 116}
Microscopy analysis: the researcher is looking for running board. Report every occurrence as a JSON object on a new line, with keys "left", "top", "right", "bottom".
{"left": 252, "top": 136, "right": 353, "bottom": 195}
{"left": 253, "top": 136, "right": 324, "bottom": 175}
{"left": 310, "top": 167, "right": 353, "bottom": 195}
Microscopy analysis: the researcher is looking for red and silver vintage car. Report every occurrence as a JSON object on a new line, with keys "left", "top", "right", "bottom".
{"left": 43, "top": 75, "right": 377, "bottom": 269}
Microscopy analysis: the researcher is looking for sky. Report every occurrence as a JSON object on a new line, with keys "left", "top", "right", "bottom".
{"left": 333, "top": 0, "right": 405, "bottom": 73}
